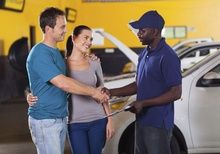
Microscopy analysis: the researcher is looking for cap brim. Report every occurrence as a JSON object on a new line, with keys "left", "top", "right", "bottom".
{"left": 129, "top": 21, "right": 140, "bottom": 29}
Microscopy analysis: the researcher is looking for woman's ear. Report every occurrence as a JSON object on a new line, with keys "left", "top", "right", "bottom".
{"left": 72, "top": 35, "right": 76, "bottom": 42}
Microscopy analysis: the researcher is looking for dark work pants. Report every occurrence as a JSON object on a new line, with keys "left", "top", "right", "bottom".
{"left": 135, "top": 122, "right": 172, "bottom": 154}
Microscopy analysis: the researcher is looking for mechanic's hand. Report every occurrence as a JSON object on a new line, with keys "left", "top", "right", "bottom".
{"left": 127, "top": 101, "right": 143, "bottom": 114}
{"left": 27, "top": 93, "right": 38, "bottom": 106}
{"left": 101, "top": 87, "right": 111, "bottom": 97}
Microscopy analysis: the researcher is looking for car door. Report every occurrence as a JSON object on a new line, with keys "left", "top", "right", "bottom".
{"left": 189, "top": 61, "right": 220, "bottom": 148}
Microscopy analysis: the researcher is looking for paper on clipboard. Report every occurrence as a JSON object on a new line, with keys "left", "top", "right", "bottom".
{"left": 108, "top": 96, "right": 129, "bottom": 104}
{"left": 105, "top": 96, "right": 133, "bottom": 118}
{"left": 105, "top": 105, "right": 133, "bottom": 118}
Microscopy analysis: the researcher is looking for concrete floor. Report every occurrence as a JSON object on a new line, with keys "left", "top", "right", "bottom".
{"left": 0, "top": 142, "right": 38, "bottom": 154}
{"left": 0, "top": 98, "right": 212, "bottom": 154}
{"left": 0, "top": 98, "right": 71, "bottom": 154}
{"left": 0, "top": 141, "right": 71, "bottom": 154}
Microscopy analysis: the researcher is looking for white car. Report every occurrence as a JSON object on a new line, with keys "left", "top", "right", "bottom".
{"left": 177, "top": 42, "right": 220, "bottom": 71}
{"left": 172, "top": 38, "right": 213, "bottom": 51}
{"left": 98, "top": 31, "right": 220, "bottom": 154}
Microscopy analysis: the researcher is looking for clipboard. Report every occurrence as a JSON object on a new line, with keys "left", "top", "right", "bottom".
{"left": 108, "top": 96, "right": 129, "bottom": 104}
{"left": 105, "top": 105, "right": 133, "bottom": 118}
{"left": 105, "top": 96, "right": 133, "bottom": 118}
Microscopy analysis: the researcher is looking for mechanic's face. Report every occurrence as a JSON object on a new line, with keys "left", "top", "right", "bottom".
{"left": 137, "top": 27, "right": 156, "bottom": 45}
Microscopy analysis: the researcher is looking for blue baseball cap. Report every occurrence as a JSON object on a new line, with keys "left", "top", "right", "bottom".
{"left": 129, "top": 10, "right": 165, "bottom": 30}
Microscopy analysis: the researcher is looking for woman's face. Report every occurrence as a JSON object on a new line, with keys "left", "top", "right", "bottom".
{"left": 73, "top": 29, "right": 93, "bottom": 53}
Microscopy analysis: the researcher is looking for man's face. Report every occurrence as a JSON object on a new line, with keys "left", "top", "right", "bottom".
{"left": 51, "top": 15, "right": 67, "bottom": 42}
{"left": 137, "top": 27, "right": 155, "bottom": 45}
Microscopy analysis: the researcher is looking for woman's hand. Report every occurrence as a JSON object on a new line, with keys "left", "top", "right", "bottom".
{"left": 106, "top": 117, "right": 115, "bottom": 140}
{"left": 27, "top": 93, "right": 38, "bottom": 106}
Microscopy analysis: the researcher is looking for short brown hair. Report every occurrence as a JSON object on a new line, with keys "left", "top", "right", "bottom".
{"left": 39, "top": 7, "right": 65, "bottom": 33}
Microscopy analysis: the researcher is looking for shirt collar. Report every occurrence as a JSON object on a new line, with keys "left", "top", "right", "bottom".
{"left": 146, "top": 37, "right": 165, "bottom": 54}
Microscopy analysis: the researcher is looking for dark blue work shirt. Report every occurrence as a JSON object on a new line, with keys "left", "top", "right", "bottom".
{"left": 136, "top": 38, "right": 182, "bottom": 129}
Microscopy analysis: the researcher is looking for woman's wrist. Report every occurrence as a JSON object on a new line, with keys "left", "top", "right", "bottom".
{"left": 107, "top": 117, "right": 113, "bottom": 122}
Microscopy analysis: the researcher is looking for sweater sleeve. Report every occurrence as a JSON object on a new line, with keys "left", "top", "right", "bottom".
{"left": 94, "top": 61, "right": 105, "bottom": 87}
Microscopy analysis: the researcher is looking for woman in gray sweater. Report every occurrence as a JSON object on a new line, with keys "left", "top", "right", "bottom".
{"left": 66, "top": 25, "right": 114, "bottom": 154}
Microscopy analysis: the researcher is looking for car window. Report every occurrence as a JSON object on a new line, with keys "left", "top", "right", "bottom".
{"left": 185, "top": 51, "right": 196, "bottom": 57}
{"left": 181, "top": 47, "right": 219, "bottom": 73}
{"left": 204, "top": 65, "right": 220, "bottom": 79}
{"left": 197, "top": 64, "right": 220, "bottom": 87}
{"left": 211, "top": 65, "right": 220, "bottom": 78}
{"left": 199, "top": 49, "right": 210, "bottom": 56}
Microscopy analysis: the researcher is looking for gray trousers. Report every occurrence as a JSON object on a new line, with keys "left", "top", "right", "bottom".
{"left": 135, "top": 123, "right": 172, "bottom": 154}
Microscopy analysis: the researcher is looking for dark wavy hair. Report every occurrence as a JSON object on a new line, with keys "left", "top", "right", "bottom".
{"left": 66, "top": 25, "right": 91, "bottom": 57}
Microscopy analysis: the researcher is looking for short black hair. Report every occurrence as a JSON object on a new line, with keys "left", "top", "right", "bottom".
{"left": 39, "top": 7, "right": 65, "bottom": 33}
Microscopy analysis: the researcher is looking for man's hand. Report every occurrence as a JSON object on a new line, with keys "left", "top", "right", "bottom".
{"left": 86, "top": 53, "right": 100, "bottom": 62}
{"left": 92, "top": 87, "right": 109, "bottom": 103}
{"left": 27, "top": 93, "right": 38, "bottom": 106}
{"left": 126, "top": 101, "right": 143, "bottom": 114}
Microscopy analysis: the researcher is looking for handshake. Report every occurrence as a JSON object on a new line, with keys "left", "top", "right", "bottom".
{"left": 92, "top": 86, "right": 142, "bottom": 114}
{"left": 92, "top": 87, "right": 111, "bottom": 103}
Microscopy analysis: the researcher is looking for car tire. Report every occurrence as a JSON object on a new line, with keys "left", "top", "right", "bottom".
{"left": 119, "top": 124, "right": 135, "bottom": 154}
{"left": 171, "top": 135, "right": 181, "bottom": 154}
{"left": 126, "top": 133, "right": 134, "bottom": 154}
{"left": 119, "top": 132, "right": 134, "bottom": 154}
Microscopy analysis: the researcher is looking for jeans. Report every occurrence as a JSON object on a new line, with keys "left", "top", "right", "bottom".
{"left": 135, "top": 122, "right": 172, "bottom": 154}
{"left": 28, "top": 116, "right": 67, "bottom": 154}
{"left": 68, "top": 118, "right": 107, "bottom": 154}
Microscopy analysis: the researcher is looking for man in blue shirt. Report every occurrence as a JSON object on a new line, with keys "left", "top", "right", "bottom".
{"left": 26, "top": 7, "right": 108, "bottom": 154}
{"left": 108, "top": 10, "right": 182, "bottom": 154}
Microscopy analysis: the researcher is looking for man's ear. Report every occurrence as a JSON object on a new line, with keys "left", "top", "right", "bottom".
{"left": 153, "top": 29, "right": 160, "bottom": 36}
{"left": 45, "top": 25, "right": 51, "bottom": 33}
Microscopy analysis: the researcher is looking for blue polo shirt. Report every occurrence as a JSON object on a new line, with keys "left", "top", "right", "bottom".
{"left": 136, "top": 38, "right": 182, "bottom": 129}
{"left": 26, "top": 43, "right": 68, "bottom": 119}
